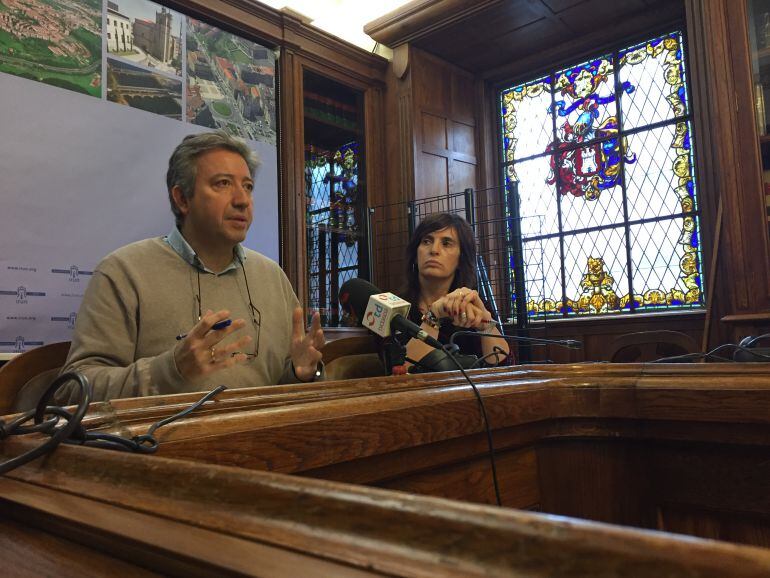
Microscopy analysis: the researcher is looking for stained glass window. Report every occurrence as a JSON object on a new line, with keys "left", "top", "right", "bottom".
{"left": 306, "top": 142, "right": 362, "bottom": 325}
{"left": 500, "top": 31, "right": 702, "bottom": 319}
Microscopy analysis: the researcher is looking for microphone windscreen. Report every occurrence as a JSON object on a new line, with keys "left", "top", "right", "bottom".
{"left": 339, "top": 278, "right": 380, "bottom": 321}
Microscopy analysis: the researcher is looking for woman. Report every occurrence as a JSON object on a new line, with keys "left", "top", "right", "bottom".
{"left": 402, "top": 213, "right": 510, "bottom": 368}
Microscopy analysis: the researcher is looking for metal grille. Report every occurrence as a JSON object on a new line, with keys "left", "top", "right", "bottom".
{"left": 368, "top": 184, "right": 542, "bottom": 327}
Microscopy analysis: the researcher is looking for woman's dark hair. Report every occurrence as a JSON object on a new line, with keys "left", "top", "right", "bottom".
{"left": 403, "top": 213, "right": 477, "bottom": 305}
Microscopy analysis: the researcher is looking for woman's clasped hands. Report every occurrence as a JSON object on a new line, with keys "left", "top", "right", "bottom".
{"left": 428, "top": 287, "right": 492, "bottom": 329}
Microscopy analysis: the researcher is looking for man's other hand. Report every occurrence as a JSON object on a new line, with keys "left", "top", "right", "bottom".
{"left": 291, "top": 308, "right": 325, "bottom": 381}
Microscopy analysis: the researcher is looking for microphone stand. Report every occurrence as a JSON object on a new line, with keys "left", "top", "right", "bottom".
{"left": 382, "top": 332, "right": 409, "bottom": 375}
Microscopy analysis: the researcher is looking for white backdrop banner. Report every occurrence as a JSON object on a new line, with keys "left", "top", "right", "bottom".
{"left": 0, "top": 1, "right": 280, "bottom": 353}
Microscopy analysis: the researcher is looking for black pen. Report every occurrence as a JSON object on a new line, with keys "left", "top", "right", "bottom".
{"left": 176, "top": 318, "right": 232, "bottom": 340}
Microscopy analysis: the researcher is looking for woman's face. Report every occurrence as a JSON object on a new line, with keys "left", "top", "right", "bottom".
{"left": 417, "top": 226, "right": 461, "bottom": 282}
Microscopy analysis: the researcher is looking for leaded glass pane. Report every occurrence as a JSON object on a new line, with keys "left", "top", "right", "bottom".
{"left": 630, "top": 218, "right": 702, "bottom": 310}
{"left": 305, "top": 142, "right": 361, "bottom": 324}
{"left": 499, "top": 29, "right": 701, "bottom": 320}
{"left": 501, "top": 76, "right": 552, "bottom": 161}
{"left": 562, "top": 228, "right": 628, "bottom": 315}
{"left": 513, "top": 156, "right": 557, "bottom": 238}
{"left": 558, "top": 143, "right": 625, "bottom": 232}
{"left": 339, "top": 268, "right": 357, "bottom": 294}
{"left": 523, "top": 236, "right": 560, "bottom": 317}
{"left": 553, "top": 56, "right": 616, "bottom": 146}
{"left": 619, "top": 31, "right": 688, "bottom": 130}
{"left": 625, "top": 122, "right": 695, "bottom": 221}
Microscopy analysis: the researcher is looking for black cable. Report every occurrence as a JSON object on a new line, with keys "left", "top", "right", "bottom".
{"left": 740, "top": 332, "right": 770, "bottom": 348}
{"left": 0, "top": 371, "right": 90, "bottom": 475}
{"left": 404, "top": 356, "right": 439, "bottom": 373}
{"left": 471, "top": 347, "right": 508, "bottom": 369}
{"left": 652, "top": 342, "right": 770, "bottom": 363}
{"left": 1, "top": 373, "right": 227, "bottom": 473}
{"left": 734, "top": 344, "right": 770, "bottom": 361}
{"left": 440, "top": 345, "right": 503, "bottom": 507}
{"left": 437, "top": 328, "right": 581, "bottom": 506}
{"left": 449, "top": 330, "right": 583, "bottom": 350}
{"left": 68, "top": 384, "right": 228, "bottom": 452}
{"left": 136, "top": 384, "right": 226, "bottom": 444}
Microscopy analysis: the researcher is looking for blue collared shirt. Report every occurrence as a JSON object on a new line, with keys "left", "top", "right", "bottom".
{"left": 163, "top": 227, "right": 246, "bottom": 275}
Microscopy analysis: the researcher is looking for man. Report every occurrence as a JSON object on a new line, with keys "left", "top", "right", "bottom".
{"left": 60, "top": 131, "right": 324, "bottom": 401}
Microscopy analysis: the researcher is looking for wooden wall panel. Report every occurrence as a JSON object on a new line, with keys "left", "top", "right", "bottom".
{"left": 451, "top": 71, "right": 476, "bottom": 123}
{"left": 452, "top": 159, "right": 477, "bottom": 193}
{"left": 452, "top": 122, "right": 475, "bottom": 156}
{"left": 417, "top": 153, "right": 449, "bottom": 200}
{"left": 525, "top": 310, "right": 705, "bottom": 363}
{"left": 414, "top": 52, "right": 452, "bottom": 114}
{"left": 378, "top": 447, "right": 540, "bottom": 508}
{"left": 0, "top": 511, "right": 162, "bottom": 577}
{"left": 536, "top": 440, "right": 655, "bottom": 529}
{"left": 646, "top": 443, "right": 770, "bottom": 517}
{"left": 658, "top": 506, "right": 770, "bottom": 548}
{"left": 422, "top": 113, "right": 448, "bottom": 149}
{"left": 532, "top": 435, "right": 770, "bottom": 549}
{"left": 410, "top": 48, "right": 479, "bottom": 205}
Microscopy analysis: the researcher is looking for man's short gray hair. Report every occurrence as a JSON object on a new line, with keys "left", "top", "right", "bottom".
{"left": 166, "top": 130, "right": 261, "bottom": 227}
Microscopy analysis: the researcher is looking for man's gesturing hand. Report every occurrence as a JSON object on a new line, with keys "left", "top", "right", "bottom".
{"left": 290, "top": 308, "right": 325, "bottom": 381}
{"left": 174, "top": 309, "right": 251, "bottom": 382}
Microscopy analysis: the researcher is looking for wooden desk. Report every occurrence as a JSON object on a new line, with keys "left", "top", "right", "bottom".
{"left": 2, "top": 363, "right": 770, "bottom": 576}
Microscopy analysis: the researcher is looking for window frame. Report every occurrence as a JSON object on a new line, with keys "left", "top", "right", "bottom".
{"left": 496, "top": 25, "right": 703, "bottom": 322}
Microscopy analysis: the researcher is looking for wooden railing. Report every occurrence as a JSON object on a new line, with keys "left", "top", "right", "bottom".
{"left": 2, "top": 363, "right": 770, "bottom": 576}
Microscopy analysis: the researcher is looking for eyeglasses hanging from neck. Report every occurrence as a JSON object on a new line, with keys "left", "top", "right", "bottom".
{"left": 194, "top": 259, "right": 261, "bottom": 360}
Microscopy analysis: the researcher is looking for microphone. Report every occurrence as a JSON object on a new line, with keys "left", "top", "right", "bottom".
{"left": 339, "top": 278, "right": 443, "bottom": 349}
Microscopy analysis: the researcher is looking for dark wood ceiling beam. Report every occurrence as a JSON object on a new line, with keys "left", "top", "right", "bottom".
{"left": 364, "top": 0, "right": 507, "bottom": 48}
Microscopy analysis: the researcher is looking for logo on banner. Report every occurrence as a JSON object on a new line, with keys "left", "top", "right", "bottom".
{"left": 51, "top": 312, "right": 78, "bottom": 329}
{"left": 0, "top": 336, "right": 44, "bottom": 353}
{"left": 0, "top": 286, "right": 46, "bottom": 304}
{"left": 51, "top": 265, "right": 94, "bottom": 283}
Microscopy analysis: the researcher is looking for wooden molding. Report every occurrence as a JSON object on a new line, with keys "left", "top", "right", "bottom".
{"left": 685, "top": 0, "right": 770, "bottom": 321}
{"left": 168, "top": 0, "right": 284, "bottom": 45}
{"left": 282, "top": 17, "right": 388, "bottom": 82}
{"left": 720, "top": 312, "right": 770, "bottom": 324}
{"left": 278, "top": 48, "right": 307, "bottom": 295}
{"left": 393, "top": 44, "right": 410, "bottom": 78}
{"left": 4, "top": 436, "right": 770, "bottom": 577}
{"left": 364, "top": 0, "right": 504, "bottom": 48}
{"left": 481, "top": 7, "right": 684, "bottom": 83}
{"left": 278, "top": 6, "right": 313, "bottom": 25}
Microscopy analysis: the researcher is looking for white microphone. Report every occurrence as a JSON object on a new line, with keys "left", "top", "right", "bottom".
{"left": 362, "top": 291, "right": 443, "bottom": 349}
{"left": 362, "top": 292, "right": 411, "bottom": 337}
